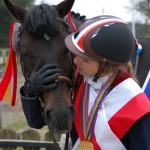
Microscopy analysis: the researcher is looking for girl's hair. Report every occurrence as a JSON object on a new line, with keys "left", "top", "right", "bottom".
{"left": 102, "top": 62, "right": 139, "bottom": 83}
{"left": 127, "top": 62, "right": 139, "bottom": 83}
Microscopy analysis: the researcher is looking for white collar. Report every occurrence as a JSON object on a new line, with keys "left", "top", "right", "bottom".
{"left": 84, "top": 74, "right": 112, "bottom": 90}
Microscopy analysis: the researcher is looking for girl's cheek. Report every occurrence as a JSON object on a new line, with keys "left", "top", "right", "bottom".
{"left": 74, "top": 58, "right": 77, "bottom": 65}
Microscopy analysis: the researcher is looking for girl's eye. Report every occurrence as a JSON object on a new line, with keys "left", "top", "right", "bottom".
{"left": 83, "top": 59, "right": 89, "bottom": 62}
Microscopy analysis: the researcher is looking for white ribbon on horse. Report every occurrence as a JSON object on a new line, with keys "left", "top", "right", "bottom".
{"left": 142, "top": 70, "right": 150, "bottom": 100}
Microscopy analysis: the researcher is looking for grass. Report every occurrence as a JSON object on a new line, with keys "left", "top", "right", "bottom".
{"left": 5, "top": 120, "right": 28, "bottom": 131}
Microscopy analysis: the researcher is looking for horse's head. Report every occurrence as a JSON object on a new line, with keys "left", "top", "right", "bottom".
{"left": 4, "top": 0, "right": 75, "bottom": 133}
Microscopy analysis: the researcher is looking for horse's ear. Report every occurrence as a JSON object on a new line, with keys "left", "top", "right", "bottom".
{"left": 56, "top": 0, "right": 75, "bottom": 18}
{"left": 4, "top": 0, "right": 26, "bottom": 23}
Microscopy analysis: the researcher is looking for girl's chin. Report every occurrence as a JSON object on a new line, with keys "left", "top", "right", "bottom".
{"left": 77, "top": 69, "right": 84, "bottom": 76}
{"left": 78, "top": 71, "right": 84, "bottom": 76}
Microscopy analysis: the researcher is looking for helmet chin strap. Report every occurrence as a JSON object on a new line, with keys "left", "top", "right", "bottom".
{"left": 92, "top": 62, "right": 106, "bottom": 82}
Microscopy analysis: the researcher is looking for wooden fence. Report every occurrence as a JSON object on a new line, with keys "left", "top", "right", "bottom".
{"left": 0, "top": 129, "right": 62, "bottom": 150}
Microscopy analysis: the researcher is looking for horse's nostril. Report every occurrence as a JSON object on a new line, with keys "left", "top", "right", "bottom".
{"left": 45, "top": 109, "right": 53, "bottom": 120}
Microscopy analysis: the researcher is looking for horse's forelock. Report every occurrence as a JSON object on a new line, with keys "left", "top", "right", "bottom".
{"left": 23, "top": 4, "right": 60, "bottom": 37}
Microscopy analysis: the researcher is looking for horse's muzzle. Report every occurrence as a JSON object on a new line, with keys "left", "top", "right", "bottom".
{"left": 45, "top": 104, "right": 75, "bottom": 133}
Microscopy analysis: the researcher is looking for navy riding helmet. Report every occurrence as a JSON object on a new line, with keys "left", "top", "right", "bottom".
{"left": 65, "top": 15, "right": 136, "bottom": 64}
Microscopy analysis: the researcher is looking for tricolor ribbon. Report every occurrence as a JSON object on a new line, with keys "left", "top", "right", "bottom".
{"left": 0, "top": 22, "right": 17, "bottom": 106}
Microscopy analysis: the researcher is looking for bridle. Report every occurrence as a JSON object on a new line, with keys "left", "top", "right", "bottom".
{"left": 58, "top": 75, "right": 72, "bottom": 88}
{"left": 18, "top": 17, "right": 74, "bottom": 150}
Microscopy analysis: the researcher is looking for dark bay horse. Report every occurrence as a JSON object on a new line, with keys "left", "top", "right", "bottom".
{"left": 4, "top": 0, "right": 77, "bottom": 134}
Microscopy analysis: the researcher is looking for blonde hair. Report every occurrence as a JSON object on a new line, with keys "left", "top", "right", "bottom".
{"left": 101, "top": 61, "right": 139, "bottom": 83}
{"left": 127, "top": 61, "right": 139, "bottom": 83}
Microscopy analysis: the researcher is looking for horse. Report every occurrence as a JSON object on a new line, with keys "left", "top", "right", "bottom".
{"left": 4, "top": 0, "right": 77, "bottom": 135}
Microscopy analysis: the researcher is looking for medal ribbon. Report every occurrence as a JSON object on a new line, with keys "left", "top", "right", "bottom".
{"left": 81, "top": 74, "right": 115, "bottom": 140}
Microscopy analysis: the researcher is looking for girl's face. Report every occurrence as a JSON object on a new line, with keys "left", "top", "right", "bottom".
{"left": 74, "top": 56, "right": 99, "bottom": 77}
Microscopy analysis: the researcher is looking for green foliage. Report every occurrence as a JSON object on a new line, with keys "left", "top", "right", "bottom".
{"left": 0, "top": 0, "right": 35, "bottom": 48}
{"left": 136, "top": 22, "right": 150, "bottom": 38}
{"left": 132, "top": 0, "right": 150, "bottom": 37}
{"left": 10, "top": 0, "right": 35, "bottom": 6}
{"left": 129, "top": 23, "right": 150, "bottom": 38}
{"left": 134, "top": 0, "right": 150, "bottom": 20}
{"left": 128, "top": 22, "right": 150, "bottom": 38}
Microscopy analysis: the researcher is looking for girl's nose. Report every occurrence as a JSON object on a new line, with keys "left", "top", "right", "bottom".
{"left": 74, "top": 56, "right": 81, "bottom": 65}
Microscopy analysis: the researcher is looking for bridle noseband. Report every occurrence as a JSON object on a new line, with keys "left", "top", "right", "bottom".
{"left": 58, "top": 75, "right": 72, "bottom": 88}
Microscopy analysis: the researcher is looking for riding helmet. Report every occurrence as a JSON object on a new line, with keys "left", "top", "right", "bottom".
{"left": 65, "top": 15, "right": 136, "bottom": 64}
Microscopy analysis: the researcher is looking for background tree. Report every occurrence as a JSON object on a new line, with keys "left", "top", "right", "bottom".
{"left": 132, "top": 0, "right": 150, "bottom": 37}
{"left": 134, "top": 0, "right": 150, "bottom": 21}
{"left": 125, "top": 0, "right": 150, "bottom": 38}
{"left": 0, "top": 0, "right": 35, "bottom": 48}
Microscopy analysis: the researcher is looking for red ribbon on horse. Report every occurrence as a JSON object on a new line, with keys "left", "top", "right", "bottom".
{"left": 0, "top": 22, "right": 17, "bottom": 106}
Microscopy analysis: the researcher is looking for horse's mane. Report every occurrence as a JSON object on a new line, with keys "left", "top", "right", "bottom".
{"left": 23, "top": 4, "right": 60, "bottom": 37}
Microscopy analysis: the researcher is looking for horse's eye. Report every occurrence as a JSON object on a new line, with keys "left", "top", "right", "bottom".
{"left": 20, "top": 51, "right": 31, "bottom": 58}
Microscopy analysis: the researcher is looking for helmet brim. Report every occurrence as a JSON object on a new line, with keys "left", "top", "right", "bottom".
{"left": 65, "top": 33, "right": 95, "bottom": 60}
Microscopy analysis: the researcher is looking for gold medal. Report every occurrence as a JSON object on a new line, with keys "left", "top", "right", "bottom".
{"left": 79, "top": 141, "right": 94, "bottom": 150}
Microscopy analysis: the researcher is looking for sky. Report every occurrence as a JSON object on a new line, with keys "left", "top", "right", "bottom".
{"left": 35, "top": 0, "right": 133, "bottom": 22}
